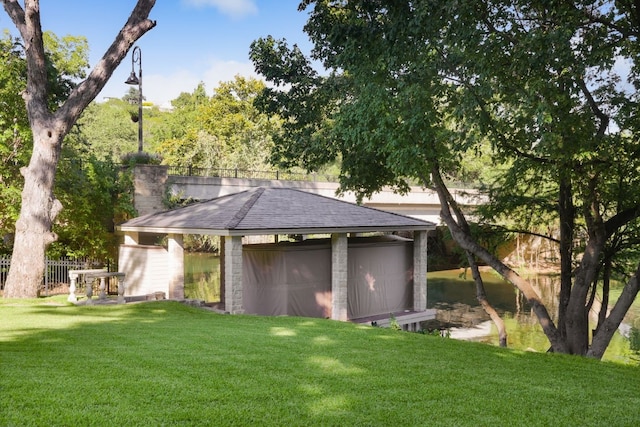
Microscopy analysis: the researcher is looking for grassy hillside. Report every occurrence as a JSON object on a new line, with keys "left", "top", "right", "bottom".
{"left": 1, "top": 299, "right": 639, "bottom": 426}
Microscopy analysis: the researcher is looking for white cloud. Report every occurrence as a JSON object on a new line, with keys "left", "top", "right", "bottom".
{"left": 140, "top": 58, "right": 262, "bottom": 107}
{"left": 202, "top": 58, "right": 260, "bottom": 88}
{"left": 144, "top": 69, "right": 202, "bottom": 108}
{"left": 98, "top": 56, "right": 265, "bottom": 108}
{"left": 183, "top": 0, "right": 258, "bottom": 19}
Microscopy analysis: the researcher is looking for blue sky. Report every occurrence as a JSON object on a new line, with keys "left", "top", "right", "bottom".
{"left": 0, "top": 1, "right": 313, "bottom": 108}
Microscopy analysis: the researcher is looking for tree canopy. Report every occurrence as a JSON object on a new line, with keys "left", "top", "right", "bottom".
{"left": 0, "top": 32, "right": 29, "bottom": 244}
{"left": 158, "top": 76, "right": 279, "bottom": 171}
{"left": 250, "top": 0, "right": 640, "bottom": 358}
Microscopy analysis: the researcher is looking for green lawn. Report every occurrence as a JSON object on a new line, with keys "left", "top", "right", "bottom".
{"left": 1, "top": 299, "right": 639, "bottom": 426}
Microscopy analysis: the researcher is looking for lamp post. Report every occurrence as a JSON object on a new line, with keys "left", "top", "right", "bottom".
{"left": 125, "top": 46, "right": 143, "bottom": 153}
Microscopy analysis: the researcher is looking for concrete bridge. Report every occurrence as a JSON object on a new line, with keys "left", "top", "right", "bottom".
{"left": 133, "top": 165, "right": 484, "bottom": 224}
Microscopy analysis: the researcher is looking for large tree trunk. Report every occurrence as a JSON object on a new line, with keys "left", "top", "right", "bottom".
{"left": 2, "top": 0, "right": 156, "bottom": 298}
{"left": 565, "top": 180, "right": 607, "bottom": 355}
{"left": 3, "top": 128, "right": 63, "bottom": 298}
{"left": 557, "top": 176, "right": 574, "bottom": 340}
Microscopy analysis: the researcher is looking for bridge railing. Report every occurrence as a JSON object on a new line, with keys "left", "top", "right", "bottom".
{"left": 167, "top": 165, "right": 340, "bottom": 183}
{"left": 165, "top": 165, "right": 479, "bottom": 190}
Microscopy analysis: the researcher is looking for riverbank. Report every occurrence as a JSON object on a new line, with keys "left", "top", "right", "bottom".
{"left": 425, "top": 268, "right": 640, "bottom": 364}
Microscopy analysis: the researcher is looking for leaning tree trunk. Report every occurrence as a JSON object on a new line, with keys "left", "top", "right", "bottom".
{"left": 3, "top": 127, "right": 63, "bottom": 298}
{"left": 588, "top": 262, "right": 640, "bottom": 358}
{"left": 594, "top": 256, "right": 612, "bottom": 335}
{"left": 426, "top": 169, "right": 508, "bottom": 347}
{"left": 465, "top": 251, "right": 508, "bottom": 347}
{"left": 429, "top": 164, "right": 568, "bottom": 353}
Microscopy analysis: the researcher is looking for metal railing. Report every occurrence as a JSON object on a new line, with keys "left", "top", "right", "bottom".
{"left": 164, "top": 165, "right": 479, "bottom": 189}
{"left": 0, "top": 256, "right": 110, "bottom": 296}
{"left": 166, "top": 165, "right": 340, "bottom": 183}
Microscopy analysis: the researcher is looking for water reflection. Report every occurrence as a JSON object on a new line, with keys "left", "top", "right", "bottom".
{"left": 425, "top": 269, "right": 639, "bottom": 364}
{"left": 425, "top": 269, "right": 559, "bottom": 329}
{"left": 184, "top": 253, "right": 220, "bottom": 302}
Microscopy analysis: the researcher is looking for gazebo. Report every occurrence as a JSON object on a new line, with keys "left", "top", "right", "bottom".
{"left": 117, "top": 187, "right": 436, "bottom": 325}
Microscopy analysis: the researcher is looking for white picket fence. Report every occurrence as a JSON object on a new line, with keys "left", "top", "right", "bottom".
{"left": 0, "top": 256, "right": 110, "bottom": 296}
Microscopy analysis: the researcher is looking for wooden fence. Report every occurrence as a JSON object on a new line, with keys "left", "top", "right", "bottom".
{"left": 0, "top": 257, "right": 110, "bottom": 296}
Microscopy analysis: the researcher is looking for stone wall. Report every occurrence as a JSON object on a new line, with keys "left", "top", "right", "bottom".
{"left": 118, "top": 244, "right": 169, "bottom": 296}
{"left": 133, "top": 165, "right": 168, "bottom": 216}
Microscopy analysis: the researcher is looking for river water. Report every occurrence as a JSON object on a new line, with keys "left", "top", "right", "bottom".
{"left": 426, "top": 269, "right": 640, "bottom": 364}
{"left": 184, "top": 254, "right": 640, "bottom": 364}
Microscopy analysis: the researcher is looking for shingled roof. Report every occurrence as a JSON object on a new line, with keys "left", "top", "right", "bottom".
{"left": 118, "top": 187, "right": 435, "bottom": 236}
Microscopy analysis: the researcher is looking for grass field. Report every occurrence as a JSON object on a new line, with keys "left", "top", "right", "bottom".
{"left": 1, "top": 298, "right": 640, "bottom": 426}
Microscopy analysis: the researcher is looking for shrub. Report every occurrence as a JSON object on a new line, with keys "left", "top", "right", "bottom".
{"left": 120, "top": 151, "right": 163, "bottom": 166}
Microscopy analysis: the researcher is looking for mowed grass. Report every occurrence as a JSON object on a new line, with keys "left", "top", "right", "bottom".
{"left": 1, "top": 299, "right": 639, "bottom": 426}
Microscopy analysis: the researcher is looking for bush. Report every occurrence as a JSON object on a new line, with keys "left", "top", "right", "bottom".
{"left": 120, "top": 151, "right": 163, "bottom": 166}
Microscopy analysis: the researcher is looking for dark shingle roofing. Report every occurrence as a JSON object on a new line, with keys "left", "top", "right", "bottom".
{"left": 118, "top": 187, "right": 435, "bottom": 236}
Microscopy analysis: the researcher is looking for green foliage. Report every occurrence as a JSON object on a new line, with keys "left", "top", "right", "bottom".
{"left": 42, "top": 31, "right": 89, "bottom": 108}
{"left": 388, "top": 314, "right": 401, "bottom": 331}
{"left": 75, "top": 97, "right": 169, "bottom": 163}
{"left": 49, "top": 146, "right": 136, "bottom": 260}
{"left": 74, "top": 99, "right": 137, "bottom": 160}
{"left": 157, "top": 76, "right": 280, "bottom": 171}
{"left": 1, "top": 301, "right": 640, "bottom": 425}
{"left": 120, "top": 151, "right": 163, "bottom": 166}
{"left": 0, "top": 33, "right": 29, "bottom": 251}
{"left": 630, "top": 327, "right": 640, "bottom": 354}
{"left": 39, "top": 111, "right": 136, "bottom": 260}
{"left": 122, "top": 86, "right": 144, "bottom": 106}
{"left": 251, "top": 0, "right": 640, "bottom": 225}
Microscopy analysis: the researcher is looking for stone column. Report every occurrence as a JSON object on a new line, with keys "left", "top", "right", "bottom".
{"left": 98, "top": 276, "right": 107, "bottom": 300}
{"left": 413, "top": 230, "right": 428, "bottom": 311}
{"left": 67, "top": 271, "right": 79, "bottom": 303}
{"left": 117, "top": 274, "right": 126, "bottom": 304}
{"left": 168, "top": 233, "right": 185, "bottom": 299}
{"left": 219, "top": 236, "right": 226, "bottom": 305}
{"left": 331, "top": 233, "right": 348, "bottom": 321}
{"left": 224, "top": 236, "right": 244, "bottom": 314}
{"left": 133, "top": 165, "right": 169, "bottom": 216}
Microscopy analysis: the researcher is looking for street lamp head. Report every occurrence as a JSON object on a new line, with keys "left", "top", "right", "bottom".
{"left": 125, "top": 71, "right": 140, "bottom": 86}
{"left": 125, "top": 45, "right": 144, "bottom": 153}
